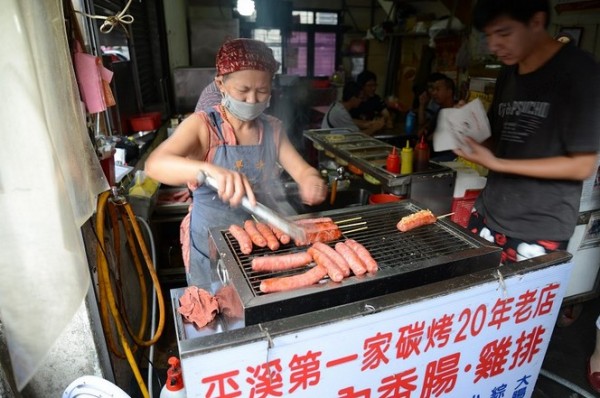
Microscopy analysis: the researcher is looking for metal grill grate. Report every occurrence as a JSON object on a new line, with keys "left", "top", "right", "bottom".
{"left": 222, "top": 203, "right": 479, "bottom": 296}
{"left": 210, "top": 201, "right": 501, "bottom": 325}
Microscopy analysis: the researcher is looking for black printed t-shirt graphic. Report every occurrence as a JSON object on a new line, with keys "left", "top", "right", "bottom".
{"left": 476, "top": 44, "right": 600, "bottom": 241}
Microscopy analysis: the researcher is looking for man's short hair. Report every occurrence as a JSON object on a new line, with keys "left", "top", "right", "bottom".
{"left": 473, "top": 0, "right": 550, "bottom": 31}
{"left": 427, "top": 72, "right": 448, "bottom": 84}
{"left": 342, "top": 81, "right": 361, "bottom": 101}
{"left": 356, "top": 70, "right": 377, "bottom": 89}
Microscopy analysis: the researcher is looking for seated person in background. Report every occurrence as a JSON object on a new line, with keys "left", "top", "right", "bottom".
{"left": 321, "top": 81, "right": 384, "bottom": 135}
{"left": 194, "top": 80, "right": 221, "bottom": 112}
{"left": 350, "top": 70, "right": 393, "bottom": 132}
{"left": 416, "top": 72, "right": 447, "bottom": 132}
{"left": 420, "top": 74, "right": 457, "bottom": 161}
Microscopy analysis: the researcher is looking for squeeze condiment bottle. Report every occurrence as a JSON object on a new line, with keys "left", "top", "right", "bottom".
{"left": 414, "top": 135, "right": 430, "bottom": 172}
{"left": 386, "top": 146, "right": 400, "bottom": 173}
{"left": 400, "top": 140, "right": 413, "bottom": 174}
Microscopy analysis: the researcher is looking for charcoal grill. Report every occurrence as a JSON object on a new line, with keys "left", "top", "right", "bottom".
{"left": 208, "top": 200, "right": 501, "bottom": 326}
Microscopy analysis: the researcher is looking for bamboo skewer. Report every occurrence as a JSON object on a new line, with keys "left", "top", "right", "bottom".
{"left": 437, "top": 212, "right": 455, "bottom": 219}
{"left": 343, "top": 226, "right": 368, "bottom": 234}
{"left": 335, "top": 216, "right": 362, "bottom": 224}
{"left": 338, "top": 221, "right": 367, "bottom": 229}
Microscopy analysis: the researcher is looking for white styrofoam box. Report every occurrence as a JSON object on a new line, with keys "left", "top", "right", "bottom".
{"left": 454, "top": 170, "right": 487, "bottom": 198}
{"left": 440, "top": 161, "right": 487, "bottom": 197}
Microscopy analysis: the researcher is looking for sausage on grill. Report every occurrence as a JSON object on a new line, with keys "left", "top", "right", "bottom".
{"left": 294, "top": 219, "right": 342, "bottom": 246}
{"left": 270, "top": 225, "right": 291, "bottom": 245}
{"left": 396, "top": 210, "right": 437, "bottom": 232}
{"left": 308, "top": 247, "right": 344, "bottom": 282}
{"left": 335, "top": 242, "right": 367, "bottom": 276}
{"left": 256, "top": 222, "right": 280, "bottom": 251}
{"left": 259, "top": 265, "right": 327, "bottom": 293}
{"left": 244, "top": 220, "right": 267, "bottom": 247}
{"left": 228, "top": 224, "right": 253, "bottom": 254}
{"left": 251, "top": 251, "right": 312, "bottom": 272}
{"left": 345, "top": 239, "right": 378, "bottom": 273}
{"left": 313, "top": 242, "right": 350, "bottom": 277}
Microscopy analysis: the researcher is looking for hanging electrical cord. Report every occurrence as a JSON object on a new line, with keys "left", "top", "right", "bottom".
{"left": 95, "top": 189, "right": 167, "bottom": 398}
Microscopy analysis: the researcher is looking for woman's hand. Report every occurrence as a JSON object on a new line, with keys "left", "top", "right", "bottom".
{"left": 298, "top": 173, "right": 327, "bottom": 206}
{"left": 201, "top": 164, "right": 256, "bottom": 207}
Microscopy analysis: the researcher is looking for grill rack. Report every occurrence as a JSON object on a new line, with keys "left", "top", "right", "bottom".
{"left": 221, "top": 203, "right": 479, "bottom": 295}
{"left": 209, "top": 201, "right": 502, "bottom": 325}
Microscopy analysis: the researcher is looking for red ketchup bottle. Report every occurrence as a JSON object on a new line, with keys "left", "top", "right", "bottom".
{"left": 414, "top": 136, "right": 430, "bottom": 172}
{"left": 386, "top": 146, "right": 400, "bottom": 173}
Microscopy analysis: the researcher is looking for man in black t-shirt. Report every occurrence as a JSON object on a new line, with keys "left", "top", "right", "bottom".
{"left": 455, "top": 0, "right": 600, "bottom": 264}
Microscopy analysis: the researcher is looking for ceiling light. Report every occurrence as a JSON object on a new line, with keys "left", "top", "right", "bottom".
{"left": 237, "top": 0, "right": 255, "bottom": 17}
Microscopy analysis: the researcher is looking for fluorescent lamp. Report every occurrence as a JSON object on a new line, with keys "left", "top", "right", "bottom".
{"left": 237, "top": 0, "right": 255, "bottom": 16}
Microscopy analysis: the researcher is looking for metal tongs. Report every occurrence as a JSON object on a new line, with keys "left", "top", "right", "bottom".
{"left": 197, "top": 171, "right": 306, "bottom": 242}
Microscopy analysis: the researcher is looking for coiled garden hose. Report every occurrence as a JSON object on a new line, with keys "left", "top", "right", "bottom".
{"left": 95, "top": 190, "right": 166, "bottom": 398}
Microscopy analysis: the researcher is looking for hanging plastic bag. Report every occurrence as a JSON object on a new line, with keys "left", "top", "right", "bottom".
{"left": 73, "top": 42, "right": 115, "bottom": 113}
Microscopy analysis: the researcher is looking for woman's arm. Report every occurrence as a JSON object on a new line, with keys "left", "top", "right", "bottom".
{"left": 145, "top": 114, "right": 256, "bottom": 206}
{"left": 454, "top": 137, "right": 598, "bottom": 180}
{"left": 145, "top": 115, "right": 208, "bottom": 186}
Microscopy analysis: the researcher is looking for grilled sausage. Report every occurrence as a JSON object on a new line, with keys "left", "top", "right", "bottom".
{"left": 396, "top": 209, "right": 437, "bottom": 232}
{"left": 294, "top": 223, "right": 342, "bottom": 246}
{"left": 335, "top": 242, "right": 367, "bottom": 276}
{"left": 270, "top": 225, "right": 291, "bottom": 245}
{"left": 259, "top": 265, "right": 327, "bottom": 293}
{"left": 256, "top": 222, "right": 280, "bottom": 251}
{"left": 313, "top": 242, "right": 351, "bottom": 277}
{"left": 251, "top": 251, "right": 313, "bottom": 272}
{"left": 345, "top": 239, "right": 378, "bottom": 273}
{"left": 308, "top": 247, "right": 344, "bottom": 282}
{"left": 244, "top": 220, "right": 267, "bottom": 247}
{"left": 228, "top": 224, "right": 253, "bottom": 254}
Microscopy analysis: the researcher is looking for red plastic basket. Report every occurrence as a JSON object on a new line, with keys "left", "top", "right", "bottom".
{"left": 450, "top": 189, "right": 481, "bottom": 228}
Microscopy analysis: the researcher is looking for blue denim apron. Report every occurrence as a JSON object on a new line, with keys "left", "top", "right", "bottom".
{"left": 188, "top": 110, "right": 279, "bottom": 287}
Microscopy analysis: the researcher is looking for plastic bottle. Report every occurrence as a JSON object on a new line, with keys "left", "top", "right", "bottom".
{"left": 414, "top": 135, "right": 430, "bottom": 172}
{"left": 160, "top": 356, "right": 186, "bottom": 398}
{"left": 400, "top": 140, "right": 413, "bottom": 174}
{"left": 331, "top": 65, "right": 345, "bottom": 86}
{"left": 386, "top": 146, "right": 400, "bottom": 173}
{"left": 405, "top": 110, "right": 416, "bottom": 136}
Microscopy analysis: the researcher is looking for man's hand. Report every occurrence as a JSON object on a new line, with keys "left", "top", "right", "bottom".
{"left": 453, "top": 136, "right": 497, "bottom": 170}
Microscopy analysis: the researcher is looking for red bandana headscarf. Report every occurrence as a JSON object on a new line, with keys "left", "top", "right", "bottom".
{"left": 216, "top": 38, "right": 280, "bottom": 76}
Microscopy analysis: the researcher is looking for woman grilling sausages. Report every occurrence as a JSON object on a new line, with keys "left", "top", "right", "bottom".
{"left": 145, "top": 39, "right": 327, "bottom": 286}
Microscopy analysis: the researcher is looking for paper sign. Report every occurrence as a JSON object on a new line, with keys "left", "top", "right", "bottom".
{"left": 433, "top": 98, "right": 491, "bottom": 152}
{"left": 179, "top": 261, "right": 572, "bottom": 397}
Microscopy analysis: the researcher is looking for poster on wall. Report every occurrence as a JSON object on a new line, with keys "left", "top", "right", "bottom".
{"left": 579, "top": 157, "right": 600, "bottom": 212}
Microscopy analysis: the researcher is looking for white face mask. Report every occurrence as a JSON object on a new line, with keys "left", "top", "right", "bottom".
{"left": 221, "top": 91, "right": 270, "bottom": 121}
